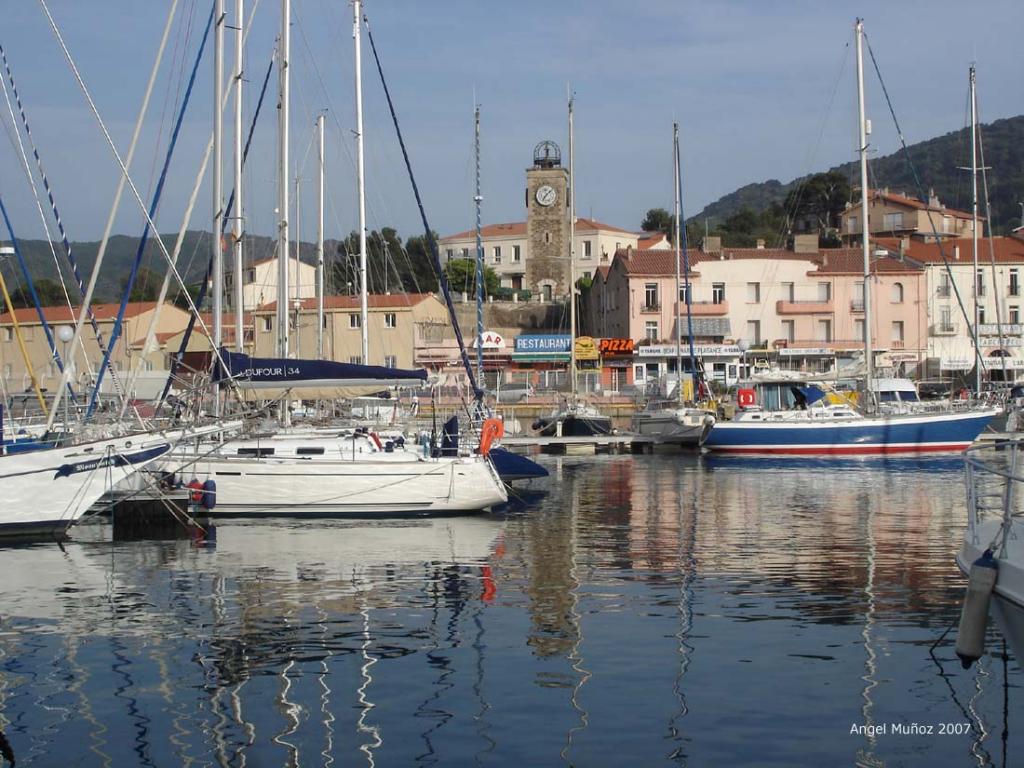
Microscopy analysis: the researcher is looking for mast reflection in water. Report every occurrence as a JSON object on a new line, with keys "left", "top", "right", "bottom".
{"left": 0, "top": 455, "right": 1018, "bottom": 766}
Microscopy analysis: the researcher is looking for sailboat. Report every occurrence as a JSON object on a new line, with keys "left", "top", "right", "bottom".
{"left": 160, "top": 0, "right": 507, "bottom": 516}
{"left": 532, "top": 93, "right": 613, "bottom": 438}
{"left": 631, "top": 123, "right": 715, "bottom": 447}
{"left": 702, "top": 19, "right": 996, "bottom": 455}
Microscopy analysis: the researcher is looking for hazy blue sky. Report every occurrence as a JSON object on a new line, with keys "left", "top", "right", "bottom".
{"left": 0, "top": 0, "right": 1021, "bottom": 248}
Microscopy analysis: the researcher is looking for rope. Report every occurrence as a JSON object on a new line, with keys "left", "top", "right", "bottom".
{"left": 363, "top": 15, "right": 482, "bottom": 401}
{"left": 863, "top": 34, "right": 984, "bottom": 375}
{"left": 85, "top": 2, "right": 214, "bottom": 421}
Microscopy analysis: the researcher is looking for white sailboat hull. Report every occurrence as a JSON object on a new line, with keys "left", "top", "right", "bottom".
{"left": 172, "top": 450, "right": 508, "bottom": 516}
{"left": 0, "top": 432, "right": 174, "bottom": 538}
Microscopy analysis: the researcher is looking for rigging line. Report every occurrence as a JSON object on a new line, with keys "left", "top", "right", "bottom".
{"left": 977, "top": 99, "right": 1008, "bottom": 380}
{"left": 85, "top": 2, "right": 214, "bottom": 422}
{"left": 38, "top": 0, "right": 182, "bottom": 430}
{"left": 158, "top": 47, "right": 273, "bottom": 410}
{"left": 862, "top": 34, "right": 986, "bottom": 375}
{"left": 363, "top": 14, "right": 481, "bottom": 399}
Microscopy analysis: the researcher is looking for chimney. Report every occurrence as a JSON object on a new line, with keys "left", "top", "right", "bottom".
{"left": 626, "top": 245, "right": 633, "bottom": 258}
{"left": 954, "top": 245, "right": 960, "bottom": 260}
{"left": 899, "top": 236, "right": 909, "bottom": 256}
{"left": 756, "top": 239, "right": 765, "bottom": 250}
{"left": 793, "top": 234, "right": 819, "bottom": 254}
{"left": 702, "top": 236, "right": 721, "bottom": 254}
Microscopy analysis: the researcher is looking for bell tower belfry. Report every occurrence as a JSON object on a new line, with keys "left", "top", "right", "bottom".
{"left": 525, "top": 141, "right": 570, "bottom": 300}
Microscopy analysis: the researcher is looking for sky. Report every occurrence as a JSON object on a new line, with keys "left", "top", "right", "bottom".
{"left": 0, "top": 0, "right": 1021, "bottom": 250}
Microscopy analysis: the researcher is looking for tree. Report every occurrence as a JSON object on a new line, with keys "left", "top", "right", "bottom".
{"left": 121, "top": 266, "right": 161, "bottom": 302}
{"left": 783, "top": 171, "right": 851, "bottom": 235}
{"left": 331, "top": 228, "right": 440, "bottom": 296}
{"left": 641, "top": 208, "right": 675, "bottom": 239}
{"left": 444, "top": 258, "right": 499, "bottom": 297}
{"left": 10, "top": 277, "right": 68, "bottom": 309}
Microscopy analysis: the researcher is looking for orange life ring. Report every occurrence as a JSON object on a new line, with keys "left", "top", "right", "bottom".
{"left": 478, "top": 418, "right": 504, "bottom": 456}
{"left": 737, "top": 388, "right": 757, "bottom": 408}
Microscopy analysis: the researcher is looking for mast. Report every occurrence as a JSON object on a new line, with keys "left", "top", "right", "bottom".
{"left": 673, "top": 122, "right": 683, "bottom": 404}
{"left": 855, "top": 19, "right": 873, "bottom": 400}
{"left": 232, "top": 0, "right": 244, "bottom": 353}
{"left": 568, "top": 89, "right": 577, "bottom": 398}
{"left": 474, "top": 103, "right": 484, "bottom": 385}
{"left": 353, "top": 0, "right": 369, "bottom": 363}
{"left": 317, "top": 112, "right": 325, "bottom": 359}
{"left": 294, "top": 173, "right": 301, "bottom": 358}
{"left": 970, "top": 64, "right": 981, "bottom": 393}
{"left": 212, "top": 0, "right": 224, "bottom": 414}
{"left": 276, "top": 0, "right": 290, "bottom": 358}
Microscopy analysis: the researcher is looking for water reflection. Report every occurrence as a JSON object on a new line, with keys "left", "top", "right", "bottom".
{"left": 0, "top": 456, "right": 1017, "bottom": 766}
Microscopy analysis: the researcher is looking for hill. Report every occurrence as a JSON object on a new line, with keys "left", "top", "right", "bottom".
{"left": 691, "top": 115, "right": 1024, "bottom": 235}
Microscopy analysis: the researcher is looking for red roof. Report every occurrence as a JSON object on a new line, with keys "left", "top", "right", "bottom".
{"left": 638, "top": 232, "right": 669, "bottom": 249}
{"left": 813, "top": 251, "right": 923, "bottom": 275}
{"left": 867, "top": 189, "right": 977, "bottom": 220}
{"left": 895, "top": 236, "right": 1024, "bottom": 264}
{"left": 573, "top": 217, "right": 635, "bottom": 235}
{"left": 255, "top": 293, "right": 436, "bottom": 312}
{"left": 441, "top": 222, "right": 527, "bottom": 241}
{"left": 0, "top": 301, "right": 161, "bottom": 325}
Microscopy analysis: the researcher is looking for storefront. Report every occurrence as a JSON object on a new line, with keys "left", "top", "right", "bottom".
{"left": 598, "top": 338, "right": 634, "bottom": 392}
{"left": 510, "top": 334, "right": 571, "bottom": 389}
{"left": 777, "top": 347, "right": 837, "bottom": 374}
{"left": 633, "top": 343, "right": 742, "bottom": 388}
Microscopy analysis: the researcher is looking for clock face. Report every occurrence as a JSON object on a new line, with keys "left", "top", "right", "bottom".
{"left": 535, "top": 185, "right": 557, "bottom": 207}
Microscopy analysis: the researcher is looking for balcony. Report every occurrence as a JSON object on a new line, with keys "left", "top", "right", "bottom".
{"left": 684, "top": 300, "right": 729, "bottom": 316}
{"left": 776, "top": 299, "right": 834, "bottom": 315}
{"left": 640, "top": 303, "right": 661, "bottom": 314}
{"left": 891, "top": 340, "right": 905, "bottom": 349}
{"left": 930, "top": 322, "right": 958, "bottom": 336}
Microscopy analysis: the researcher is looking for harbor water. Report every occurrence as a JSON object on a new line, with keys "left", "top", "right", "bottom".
{"left": 0, "top": 454, "right": 1018, "bottom": 767}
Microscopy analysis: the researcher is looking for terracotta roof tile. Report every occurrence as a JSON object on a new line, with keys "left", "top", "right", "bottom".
{"left": 255, "top": 293, "right": 437, "bottom": 312}
{"left": 896, "top": 236, "right": 1024, "bottom": 264}
{"left": 440, "top": 222, "right": 527, "bottom": 241}
{"left": 0, "top": 301, "right": 163, "bottom": 325}
{"left": 868, "top": 189, "right": 977, "bottom": 220}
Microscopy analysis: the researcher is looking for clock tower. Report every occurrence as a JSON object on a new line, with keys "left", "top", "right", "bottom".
{"left": 525, "top": 141, "right": 570, "bottom": 299}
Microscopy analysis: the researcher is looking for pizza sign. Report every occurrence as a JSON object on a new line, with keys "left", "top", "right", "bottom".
{"left": 598, "top": 338, "right": 634, "bottom": 356}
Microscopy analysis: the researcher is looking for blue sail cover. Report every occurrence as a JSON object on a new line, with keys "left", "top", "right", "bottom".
{"left": 215, "top": 350, "right": 426, "bottom": 396}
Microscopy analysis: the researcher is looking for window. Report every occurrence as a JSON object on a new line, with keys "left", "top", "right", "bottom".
{"left": 323, "top": 315, "right": 328, "bottom": 328}
{"left": 1011, "top": 269, "right": 1020, "bottom": 297}
{"left": 349, "top": 355, "right": 362, "bottom": 364}
{"left": 493, "top": 246, "right": 502, "bottom": 264}
{"left": 446, "top": 249, "right": 454, "bottom": 261}
{"left": 746, "top": 282, "right": 760, "bottom": 303}
{"left": 891, "top": 282, "right": 904, "bottom": 303}
{"left": 461, "top": 248, "right": 469, "bottom": 258}
{"left": 782, "top": 282, "right": 794, "bottom": 302}
{"left": 817, "top": 282, "right": 831, "bottom": 302}
{"left": 1012, "top": 306, "right": 1021, "bottom": 325}
{"left": 2, "top": 363, "right": 10, "bottom": 377}
{"left": 892, "top": 321, "right": 904, "bottom": 342}
{"left": 349, "top": 313, "right": 361, "bottom": 329}
{"left": 645, "top": 321, "right": 659, "bottom": 341}
{"left": 782, "top": 320, "right": 795, "bottom": 342}
{"left": 544, "top": 232, "right": 551, "bottom": 244}
{"left": 712, "top": 283, "right": 726, "bottom": 304}
{"left": 542, "top": 284, "right": 553, "bottom": 302}
{"left": 852, "top": 281, "right": 865, "bottom": 311}
{"left": 847, "top": 215, "right": 858, "bottom": 234}
{"left": 978, "top": 306, "right": 986, "bottom": 325}
{"left": 2, "top": 327, "right": 11, "bottom": 342}
{"left": 883, "top": 212, "right": 904, "bottom": 230}
{"left": 583, "top": 240, "right": 592, "bottom": 259}
{"left": 678, "top": 283, "right": 691, "bottom": 303}
{"left": 943, "top": 215, "right": 952, "bottom": 233}
{"left": 261, "top": 316, "right": 272, "bottom": 332}
{"left": 855, "top": 318, "right": 865, "bottom": 341}
{"left": 245, "top": 268, "right": 256, "bottom": 283}
{"left": 817, "top": 319, "right": 832, "bottom": 342}
{"left": 746, "top": 320, "right": 761, "bottom": 345}
{"left": 513, "top": 245, "right": 521, "bottom": 262}
{"left": 938, "top": 273, "right": 951, "bottom": 297}
{"left": 237, "top": 447, "right": 274, "bottom": 457}
{"left": 384, "top": 355, "right": 397, "bottom": 368}
{"left": 644, "top": 283, "right": 659, "bottom": 310}
{"left": 977, "top": 269, "right": 985, "bottom": 297}
{"left": 384, "top": 313, "right": 397, "bottom": 329}
{"left": 941, "top": 307, "right": 954, "bottom": 333}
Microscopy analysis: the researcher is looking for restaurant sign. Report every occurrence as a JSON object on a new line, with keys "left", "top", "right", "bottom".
{"left": 598, "top": 338, "right": 635, "bottom": 356}
{"left": 778, "top": 347, "right": 835, "bottom": 357}
{"left": 471, "top": 330, "right": 507, "bottom": 349}
{"left": 514, "top": 334, "right": 571, "bottom": 354}
{"left": 575, "top": 336, "right": 600, "bottom": 361}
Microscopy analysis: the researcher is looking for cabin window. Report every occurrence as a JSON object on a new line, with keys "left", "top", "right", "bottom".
{"left": 296, "top": 447, "right": 325, "bottom": 456}
{"left": 384, "top": 313, "right": 397, "bottom": 329}
{"left": 237, "top": 447, "right": 274, "bottom": 457}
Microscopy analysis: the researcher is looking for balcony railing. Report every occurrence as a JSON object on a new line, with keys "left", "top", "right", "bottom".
{"left": 684, "top": 300, "right": 729, "bottom": 316}
{"left": 931, "top": 322, "right": 958, "bottom": 336}
{"left": 850, "top": 298, "right": 865, "bottom": 312}
{"left": 641, "top": 303, "right": 661, "bottom": 313}
{"left": 776, "top": 299, "right": 834, "bottom": 315}
{"left": 937, "top": 284, "right": 951, "bottom": 297}
{"left": 891, "top": 340, "right": 905, "bottom": 349}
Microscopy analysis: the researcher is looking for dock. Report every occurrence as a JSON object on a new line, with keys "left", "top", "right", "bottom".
{"left": 499, "top": 434, "right": 695, "bottom": 455}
